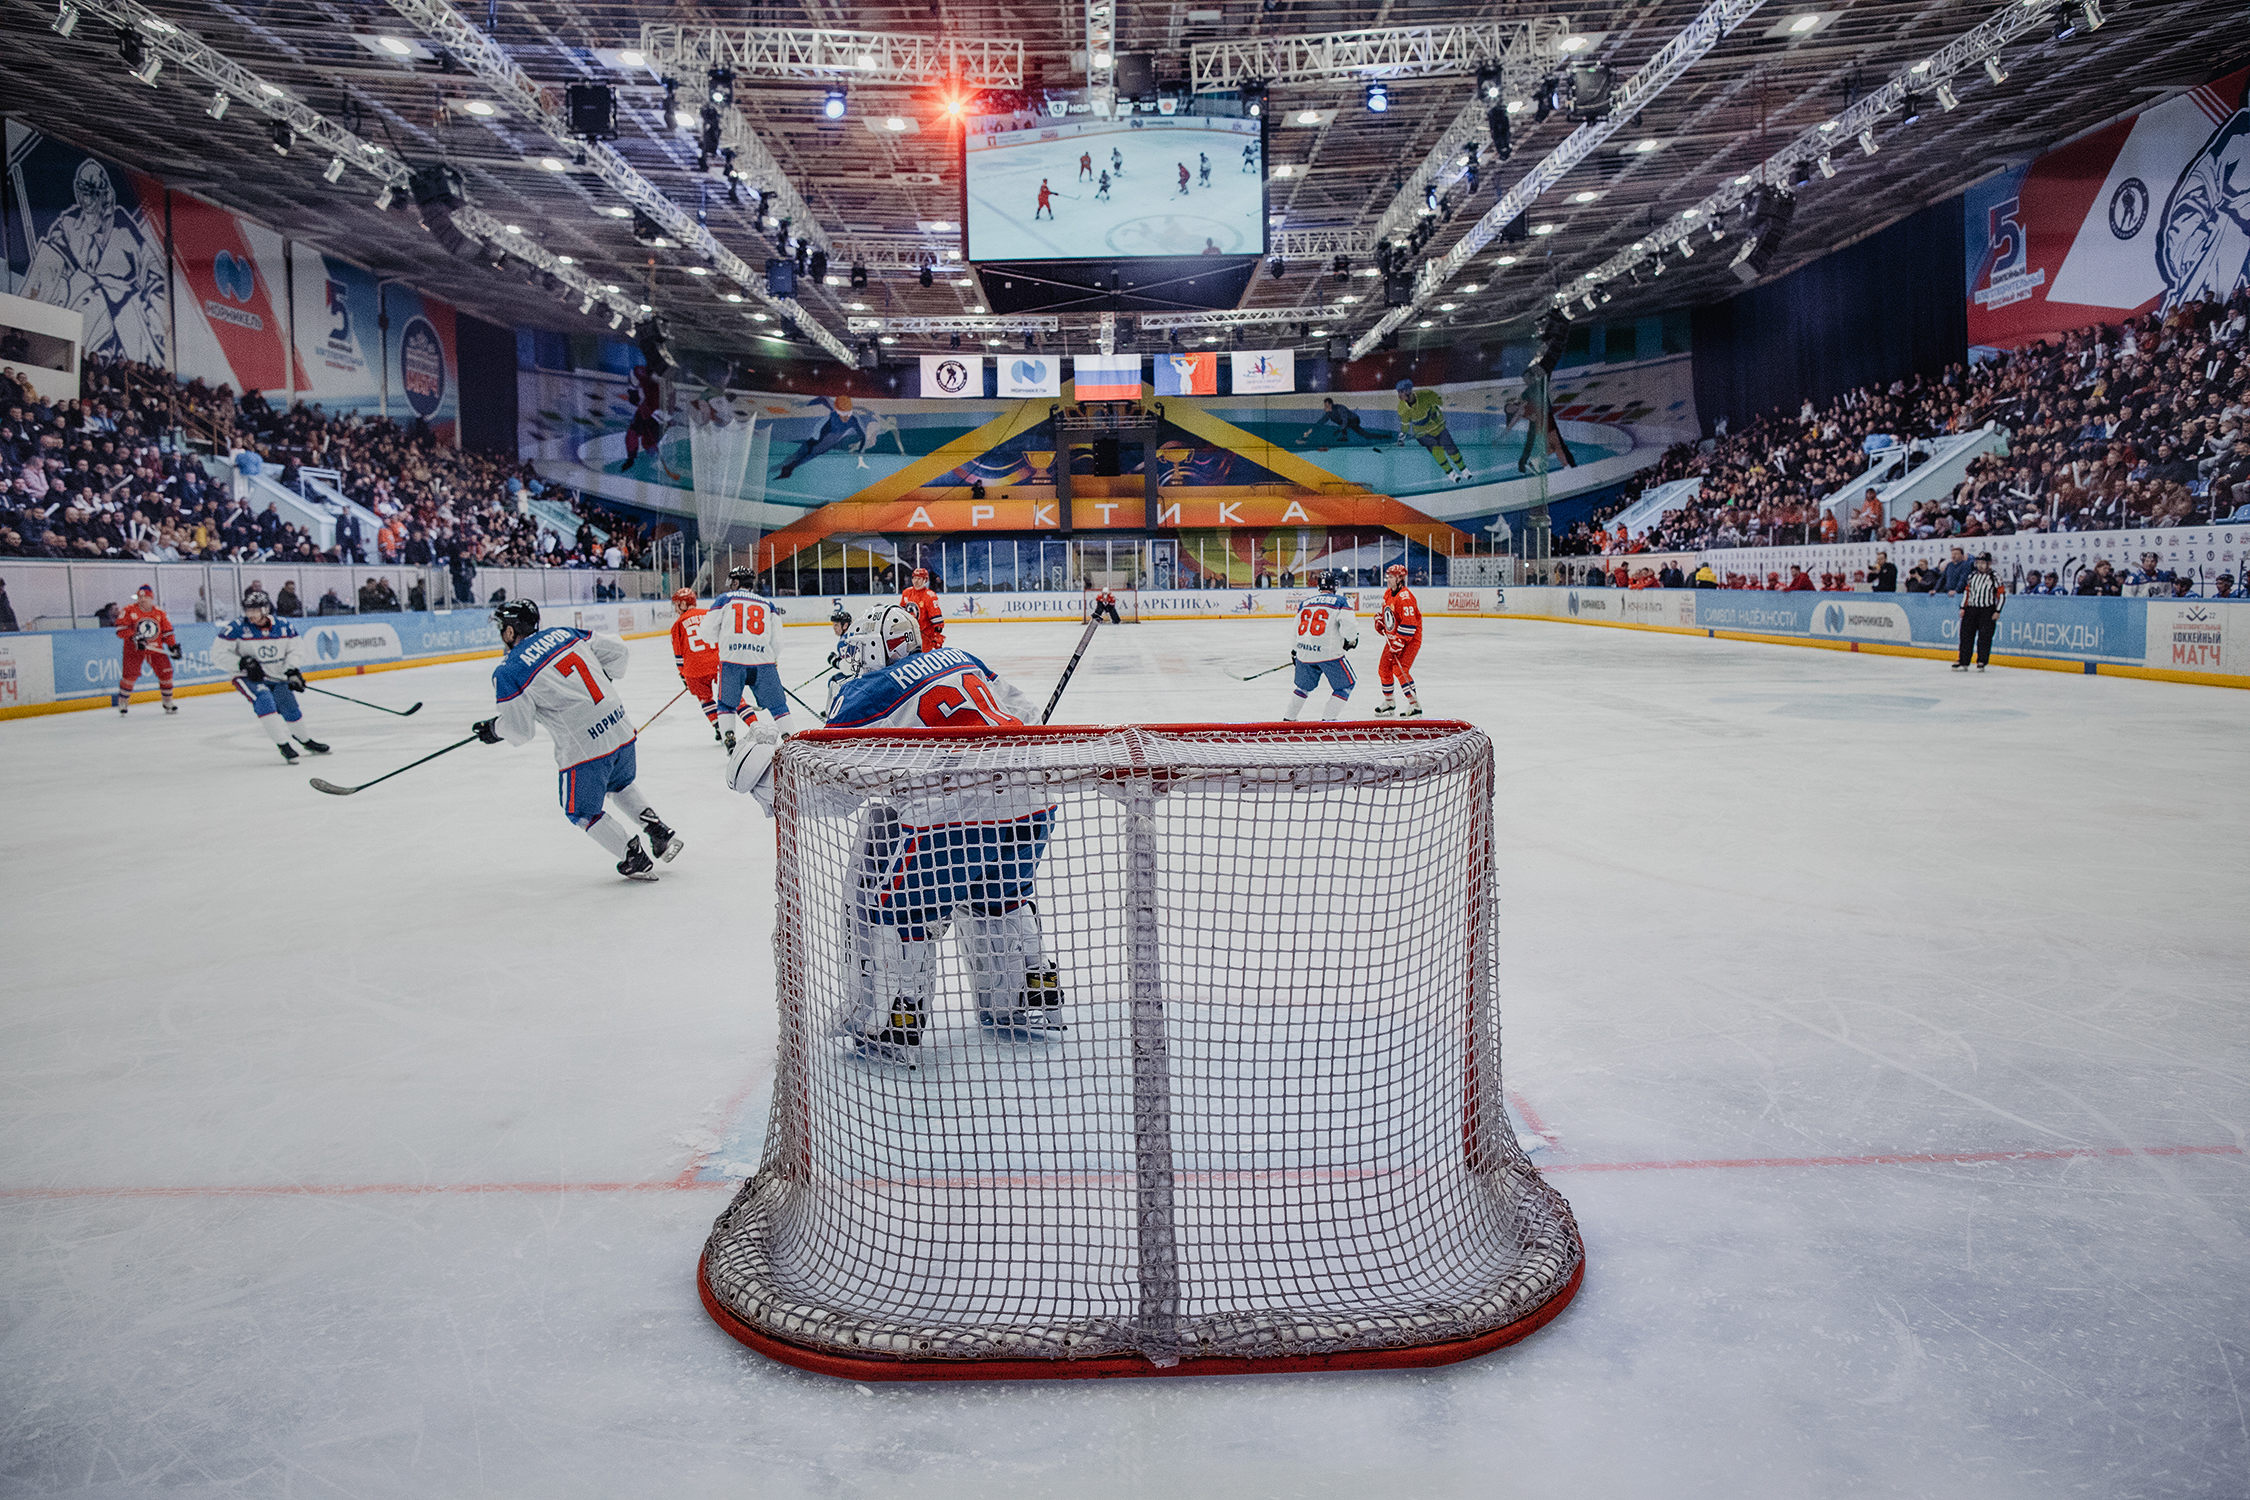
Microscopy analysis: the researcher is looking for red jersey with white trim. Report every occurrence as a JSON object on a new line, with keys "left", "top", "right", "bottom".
{"left": 115, "top": 599, "right": 177, "bottom": 650}
{"left": 1377, "top": 586, "right": 1421, "bottom": 643}
{"left": 900, "top": 585, "right": 945, "bottom": 650}
{"left": 671, "top": 608, "right": 718, "bottom": 681}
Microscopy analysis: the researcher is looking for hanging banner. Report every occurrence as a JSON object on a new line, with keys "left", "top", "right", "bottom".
{"left": 288, "top": 244, "right": 385, "bottom": 416}
{"left": 1965, "top": 66, "right": 2250, "bottom": 352}
{"left": 1231, "top": 348, "right": 1294, "bottom": 394}
{"left": 1, "top": 121, "right": 170, "bottom": 366}
{"left": 918, "top": 353, "right": 984, "bottom": 398}
{"left": 168, "top": 192, "right": 295, "bottom": 397}
{"left": 381, "top": 282, "right": 459, "bottom": 443}
{"left": 997, "top": 353, "right": 1061, "bottom": 397}
{"left": 1070, "top": 354, "right": 1141, "bottom": 400}
{"left": 1154, "top": 350, "right": 1219, "bottom": 396}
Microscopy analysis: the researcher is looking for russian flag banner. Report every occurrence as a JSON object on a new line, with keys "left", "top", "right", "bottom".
{"left": 1071, "top": 355, "right": 1143, "bottom": 400}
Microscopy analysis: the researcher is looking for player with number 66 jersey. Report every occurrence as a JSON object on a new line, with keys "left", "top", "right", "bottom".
{"left": 1283, "top": 569, "right": 1359, "bottom": 721}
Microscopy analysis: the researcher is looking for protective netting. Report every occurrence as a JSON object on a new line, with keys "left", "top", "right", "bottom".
{"left": 702, "top": 723, "right": 1582, "bottom": 1375}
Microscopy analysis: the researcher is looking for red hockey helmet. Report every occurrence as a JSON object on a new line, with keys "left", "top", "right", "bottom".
{"left": 911, "top": 566, "right": 931, "bottom": 586}
{"left": 672, "top": 587, "right": 697, "bottom": 612}
{"left": 1385, "top": 563, "right": 1408, "bottom": 585}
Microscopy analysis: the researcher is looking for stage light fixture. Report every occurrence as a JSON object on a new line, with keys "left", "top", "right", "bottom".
{"left": 117, "top": 26, "right": 161, "bottom": 85}
{"left": 324, "top": 156, "right": 347, "bottom": 183}
{"left": 1936, "top": 81, "right": 1959, "bottom": 111}
{"left": 1859, "top": 128, "right": 1878, "bottom": 157}
{"left": 1487, "top": 104, "right": 1513, "bottom": 161}
{"left": 1364, "top": 80, "right": 1389, "bottom": 113}
{"left": 850, "top": 262, "right": 869, "bottom": 289}
{"left": 1984, "top": 56, "right": 2007, "bottom": 85}
{"left": 809, "top": 248, "right": 828, "bottom": 283}
{"left": 919, "top": 265, "right": 934, "bottom": 287}
{"left": 566, "top": 82, "right": 617, "bottom": 141}
{"left": 706, "top": 67, "right": 734, "bottom": 106}
{"left": 207, "top": 91, "right": 230, "bottom": 120}
{"left": 698, "top": 105, "right": 722, "bottom": 160}
{"left": 2080, "top": 0, "right": 2104, "bottom": 30}
{"left": 824, "top": 88, "right": 847, "bottom": 120}
{"left": 1475, "top": 64, "right": 1504, "bottom": 104}
{"left": 1899, "top": 94, "right": 1924, "bottom": 126}
{"left": 269, "top": 120, "right": 293, "bottom": 155}
{"left": 1240, "top": 80, "right": 1266, "bottom": 117}
{"left": 375, "top": 185, "right": 395, "bottom": 210}
{"left": 631, "top": 210, "right": 661, "bottom": 244}
{"left": 1676, "top": 237, "right": 1694, "bottom": 259}
{"left": 661, "top": 78, "right": 685, "bottom": 131}
{"left": 1817, "top": 154, "right": 1834, "bottom": 177}
{"left": 2049, "top": 9, "right": 2079, "bottom": 42}
{"left": 51, "top": 5, "right": 78, "bottom": 38}
{"left": 1269, "top": 256, "right": 1285, "bottom": 279}
{"left": 609, "top": 311, "right": 623, "bottom": 329}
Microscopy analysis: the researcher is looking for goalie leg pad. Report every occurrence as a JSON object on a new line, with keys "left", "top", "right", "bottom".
{"left": 966, "top": 903, "right": 1066, "bottom": 1034}
{"left": 845, "top": 923, "right": 937, "bottom": 1064}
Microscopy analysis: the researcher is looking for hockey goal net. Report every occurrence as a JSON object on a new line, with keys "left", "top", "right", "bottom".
{"left": 700, "top": 722, "right": 1582, "bottom": 1380}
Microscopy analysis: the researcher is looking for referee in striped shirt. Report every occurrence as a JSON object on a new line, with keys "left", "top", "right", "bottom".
{"left": 1953, "top": 551, "right": 2004, "bottom": 671}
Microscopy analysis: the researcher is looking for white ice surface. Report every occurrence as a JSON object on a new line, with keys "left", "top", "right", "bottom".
{"left": 5, "top": 618, "right": 2250, "bottom": 1498}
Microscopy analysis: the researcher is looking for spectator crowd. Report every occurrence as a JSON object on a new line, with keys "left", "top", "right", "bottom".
{"left": 0, "top": 355, "right": 658, "bottom": 573}
{"left": 1560, "top": 290, "right": 2250, "bottom": 560}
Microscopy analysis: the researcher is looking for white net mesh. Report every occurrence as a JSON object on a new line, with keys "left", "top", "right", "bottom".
{"left": 702, "top": 723, "right": 1582, "bottom": 1375}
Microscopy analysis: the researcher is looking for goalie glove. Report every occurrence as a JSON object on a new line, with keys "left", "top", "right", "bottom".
{"left": 727, "top": 740, "right": 780, "bottom": 815}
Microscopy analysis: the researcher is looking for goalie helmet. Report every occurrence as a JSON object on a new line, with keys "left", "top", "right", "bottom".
{"left": 492, "top": 598, "right": 541, "bottom": 639}
{"left": 848, "top": 603, "right": 924, "bottom": 673}
{"left": 672, "top": 588, "right": 698, "bottom": 612}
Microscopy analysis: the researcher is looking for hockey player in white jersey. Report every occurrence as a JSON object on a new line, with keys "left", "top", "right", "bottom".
{"left": 696, "top": 565, "right": 791, "bottom": 751}
{"left": 1282, "top": 569, "right": 1360, "bottom": 721}
{"left": 472, "top": 598, "right": 682, "bottom": 882}
{"left": 218, "top": 587, "right": 330, "bottom": 762}
{"left": 728, "top": 602, "right": 1063, "bottom": 1062}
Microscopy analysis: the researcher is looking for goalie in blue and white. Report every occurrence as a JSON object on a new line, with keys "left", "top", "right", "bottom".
{"left": 728, "top": 602, "right": 1064, "bottom": 1063}
{"left": 1282, "top": 569, "right": 1360, "bottom": 721}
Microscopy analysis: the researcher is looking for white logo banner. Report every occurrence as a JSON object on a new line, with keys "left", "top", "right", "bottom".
{"left": 919, "top": 355, "right": 984, "bottom": 398}
{"left": 998, "top": 355, "right": 1061, "bottom": 397}
{"left": 1230, "top": 349, "right": 1294, "bottom": 394}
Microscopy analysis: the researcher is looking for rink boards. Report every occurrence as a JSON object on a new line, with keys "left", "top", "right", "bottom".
{"left": 6, "top": 586, "right": 2245, "bottom": 716}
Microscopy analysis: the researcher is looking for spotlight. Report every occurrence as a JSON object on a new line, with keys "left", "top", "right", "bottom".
{"left": 1332, "top": 255, "right": 1351, "bottom": 274}
{"left": 375, "top": 185, "right": 395, "bottom": 211}
{"left": 324, "top": 156, "right": 347, "bottom": 183}
{"left": 1364, "top": 80, "right": 1389, "bottom": 114}
{"left": 1900, "top": 94, "right": 1924, "bottom": 127}
{"left": 1023, "top": 331, "right": 1037, "bottom": 351}
{"left": 1597, "top": 286, "right": 1613, "bottom": 304}
{"left": 566, "top": 82, "right": 618, "bottom": 141}
{"left": 1859, "top": 128, "right": 1878, "bottom": 157}
{"left": 269, "top": 119, "right": 293, "bottom": 155}
{"left": 823, "top": 88, "right": 847, "bottom": 120}
{"left": 609, "top": 311, "right": 623, "bottom": 329}
{"left": 809, "top": 248, "right": 828, "bottom": 283}
{"left": 1486, "top": 103, "right": 1512, "bottom": 161}
{"left": 116, "top": 26, "right": 160, "bottom": 85}
{"left": 1676, "top": 237, "right": 1694, "bottom": 259}
{"left": 1239, "top": 79, "right": 1266, "bottom": 117}
{"left": 1532, "top": 76, "right": 1557, "bottom": 124}
{"left": 1581, "top": 295, "right": 1595, "bottom": 313}
{"left": 207, "top": 90, "right": 231, "bottom": 121}
{"left": 950, "top": 332, "right": 962, "bottom": 349}
{"left": 2049, "top": 9, "right": 2079, "bottom": 42}
{"left": 1566, "top": 64, "right": 1614, "bottom": 120}
{"left": 1984, "top": 56, "right": 2007, "bottom": 85}
{"left": 2080, "top": 0, "right": 2104, "bottom": 31}
{"left": 850, "top": 261, "right": 869, "bottom": 289}
{"left": 919, "top": 265, "right": 933, "bottom": 288}
{"left": 580, "top": 294, "right": 595, "bottom": 314}
{"left": 706, "top": 67, "right": 734, "bottom": 106}
{"left": 1475, "top": 63, "right": 1503, "bottom": 103}
{"left": 1817, "top": 154, "right": 1835, "bottom": 178}
{"left": 51, "top": 5, "right": 78, "bottom": 38}
{"left": 1423, "top": 185, "right": 1438, "bottom": 216}
{"left": 1269, "top": 256, "right": 1286, "bottom": 279}
{"left": 1936, "top": 81, "right": 1959, "bottom": 111}
{"left": 631, "top": 209, "right": 661, "bottom": 244}
{"left": 698, "top": 105, "right": 721, "bottom": 159}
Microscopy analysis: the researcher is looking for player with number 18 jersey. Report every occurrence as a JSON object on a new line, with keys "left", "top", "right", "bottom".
{"left": 697, "top": 565, "right": 790, "bottom": 749}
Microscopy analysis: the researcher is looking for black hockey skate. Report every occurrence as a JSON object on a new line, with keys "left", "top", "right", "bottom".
{"left": 616, "top": 836, "right": 660, "bottom": 882}
{"left": 114, "top": 692, "right": 128, "bottom": 715}
{"left": 1372, "top": 702, "right": 1396, "bottom": 716}
{"left": 1402, "top": 703, "right": 1423, "bottom": 718}
{"left": 277, "top": 742, "right": 299, "bottom": 763}
{"left": 851, "top": 998, "right": 925, "bottom": 1067}
{"left": 161, "top": 700, "right": 177, "bottom": 714}
{"left": 640, "top": 810, "right": 684, "bottom": 863}
{"left": 713, "top": 724, "right": 726, "bottom": 746}
{"left": 981, "top": 965, "right": 1067, "bottom": 1038}
{"left": 724, "top": 729, "right": 737, "bottom": 753}
{"left": 293, "top": 735, "right": 331, "bottom": 754}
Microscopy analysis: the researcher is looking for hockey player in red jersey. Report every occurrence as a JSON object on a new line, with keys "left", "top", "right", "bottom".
{"left": 1373, "top": 563, "right": 1424, "bottom": 717}
{"left": 668, "top": 588, "right": 725, "bottom": 745}
{"left": 113, "top": 584, "right": 179, "bottom": 714}
{"left": 1034, "top": 179, "right": 1055, "bottom": 221}
{"left": 900, "top": 566, "right": 945, "bottom": 651}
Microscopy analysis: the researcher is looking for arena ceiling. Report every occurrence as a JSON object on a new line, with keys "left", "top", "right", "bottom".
{"left": 1, "top": 0, "right": 2241, "bottom": 364}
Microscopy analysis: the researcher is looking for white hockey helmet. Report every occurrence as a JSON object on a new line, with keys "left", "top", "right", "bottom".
{"left": 848, "top": 603, "right": 924, "bottom": 673}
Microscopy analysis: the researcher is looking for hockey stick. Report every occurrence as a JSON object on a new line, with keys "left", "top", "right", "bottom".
{"left": 308, "top": 735, "right": 479, "bottom": 796}
{"left": 636, "top": 686, "right": 688, "bottom": 732}
{"left": 1227, "top": 660, "right": 1295, "bottom": 682}
{"left": 297, "top": 682, "right": 423, "bottom": 716}
{"left": 1040, "top": 620, "right": 1101, "bottom": 725}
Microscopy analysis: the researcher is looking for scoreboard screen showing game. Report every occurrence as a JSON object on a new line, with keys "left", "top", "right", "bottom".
{"left": 964, "top": 113, "right": 1265, "bottom": 262}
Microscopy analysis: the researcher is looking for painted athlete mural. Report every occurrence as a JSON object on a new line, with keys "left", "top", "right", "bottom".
{"left": 1966, "top": 65, "right": 2250, "bottom": 351}
{"left": 5, "top": 129, "right": 169, "bottom": 365}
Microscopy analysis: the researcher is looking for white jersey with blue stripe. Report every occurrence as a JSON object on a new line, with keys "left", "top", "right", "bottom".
{"left": 696, "top": 589, "right": 785, "bottom": 664}
{"left": 492, "top": 625, "right": 635, "bottom": 769}
{"left": 1291, "top": 590, "right": 1357, "bottom": 663}
{"left": 825, "top": 646, "right": 1045, "bottom": 825}
{"left": 215, "top": 616, "right": 301, "bottom": 674}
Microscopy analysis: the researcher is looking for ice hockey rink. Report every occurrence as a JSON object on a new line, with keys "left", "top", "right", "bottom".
{"left": 4, "top": 615, "right": 2248, "bottom": 1499}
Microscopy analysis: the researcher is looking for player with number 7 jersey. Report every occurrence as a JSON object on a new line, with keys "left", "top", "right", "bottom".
{"left": 477, "top": 598, "right": 683, "bottom": 882}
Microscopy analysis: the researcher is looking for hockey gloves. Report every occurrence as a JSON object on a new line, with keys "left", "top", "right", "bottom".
{"left": 166, "top": 642, "right": 182, "bottom": 660}
{"left": 471, "top": 717, "right": 503, "bottom": 745}
{"left": 284, "top": 667, "right": 307, "bottom": 692}
{"left": 237, "top": 656, "right": 265, "bottom": 682}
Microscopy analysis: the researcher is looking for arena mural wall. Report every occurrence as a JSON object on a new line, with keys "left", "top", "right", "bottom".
{"left": 1965, "top": 64, "right": 2250, "bottom": 352}
{"left": 518, "top": 337, "right": 1697, "bottom": 564}
{"left": 2, "top": 121, "right": 169, "bottom": 366}
{"left": 3, "top": 117, "right": 460, "bottom": 434}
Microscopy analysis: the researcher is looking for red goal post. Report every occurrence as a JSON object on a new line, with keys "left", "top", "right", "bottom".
{"left": 699, "top": 721, "right": 1583, "bottom": 1380}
